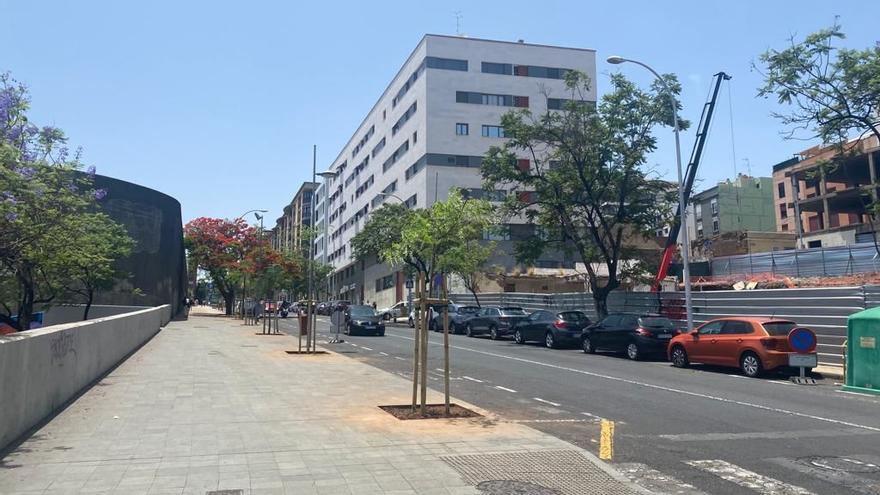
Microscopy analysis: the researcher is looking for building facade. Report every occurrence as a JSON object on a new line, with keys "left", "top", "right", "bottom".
{"left": 273, "top": 182, "right": 317, "bottom": 255}
{"left": 311, "top": 34, "right": 596, "bottom": 307}
{"left": 773, "top": 135, "right": 880, "bottom": 248}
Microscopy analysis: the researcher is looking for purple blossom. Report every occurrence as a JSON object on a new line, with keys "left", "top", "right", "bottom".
{"left": 93, "top": 188, "right": 107, "bottom": 200}
{"left": 5, "top": 212, "right": 17, "bottom": 221}
{"left": 86, "top": 165, "right": 96, "bottom": 178}
{"left": 7, "top": 124, "right": 23, "bottom": 141}
{"left": 19, "top": 149, "right": 36, "bottom": 163}
{"left": 57, "top": 146, "right": 69, "bottom": 161}
{"left": 15, "top": 166, "right": 35, "bottom": 179}
{"left": 2, "top": 192, "right": 16, "bottom": 204}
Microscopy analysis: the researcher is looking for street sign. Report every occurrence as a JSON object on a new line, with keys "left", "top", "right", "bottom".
{"left": 788, "top": 353, "right": 817, "bottom": 368}
{"left": 788, "top": 327, "right": 817, "bottom": 354}
{"left": 405, "top": 279, "right": 414, "bottom": 289}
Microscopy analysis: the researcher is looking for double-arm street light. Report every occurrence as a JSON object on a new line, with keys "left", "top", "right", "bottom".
{"left": 606, "top": 55, "right": 693, "bottom": 332}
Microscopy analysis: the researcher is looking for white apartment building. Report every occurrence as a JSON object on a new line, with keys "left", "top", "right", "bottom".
{"left": 313, "top": 34, "right": 596, "bottom": 307}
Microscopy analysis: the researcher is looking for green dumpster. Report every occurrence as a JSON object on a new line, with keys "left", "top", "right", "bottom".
{"left": 844, "top": 306, "right": 880, "bottom": 395}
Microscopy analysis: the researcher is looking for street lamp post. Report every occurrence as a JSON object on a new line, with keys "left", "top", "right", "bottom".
{"left": 317, "top": 169, "right": 341, "bottom": 343}
{"left": 235, "top": 209, "right": 268, "bottom": 320}
{"left": 606, "top": 55, "right": 694, "bottom": 332}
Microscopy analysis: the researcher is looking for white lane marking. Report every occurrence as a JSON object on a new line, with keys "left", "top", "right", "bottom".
{"left": 581, "top": 411, "right": 606, "bottom": 421}
{"left": 494, "top": 386, "right": 517, "bottom": 393}
{"left": 383, "top": 331, "right": 880, "bottom": 433}
{"left": 618, "top": 462, "right": 706, "bottom": 495}
{"left": 349, "top": 344, "right": 359, "bottom": 347}
{"left": 394, "top": 356, "right": 406, "bottom": 361}
{"left": 686, "top": 460, "right": 815, "bottom": 495}
{"left": 533, "top": 397, "right": 561, "bottom": 407}
{"left": 379, "top": 352, "right": 389, "bottom": 356}
{"left": 435, "top": 368, "right": 445, "bottom": 372}
{"left": 360, "top": 346, "right": 373, "bottom": 351}
{"left": 462, "top": 376, "right": 484, "bottom": 383}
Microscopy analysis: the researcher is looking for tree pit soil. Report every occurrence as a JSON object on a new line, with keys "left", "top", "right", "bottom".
{"left": 284, "top": 350, "right": 329, "bottom": 355}
{"left": 379, "top": 403, "right": 482, "bottom": 420}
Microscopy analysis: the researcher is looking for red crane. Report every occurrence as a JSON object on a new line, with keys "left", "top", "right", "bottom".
{"left": 652, "top": 72, "right": 731, "bottom": 292}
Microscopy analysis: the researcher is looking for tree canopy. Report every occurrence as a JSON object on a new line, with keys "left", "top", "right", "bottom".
{"left": 481, "top": 71, "right": 680, "bottom": 316}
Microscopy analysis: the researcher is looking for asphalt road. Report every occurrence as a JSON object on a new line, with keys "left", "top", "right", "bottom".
{"left": 279, "top": 316, "right": 880, "bottom": 495}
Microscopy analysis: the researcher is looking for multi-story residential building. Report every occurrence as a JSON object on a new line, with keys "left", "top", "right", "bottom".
{"left": 685, "top": 175, "right": 785, "bottom": 258}
{"left": 312, "top": 34, "right": 596, "bottom": 307}
{"left": 773, "top": 135, "right": 880, "bottom": 248}
{"left": 272, "top": 182, "right": 317, "bottom": 254}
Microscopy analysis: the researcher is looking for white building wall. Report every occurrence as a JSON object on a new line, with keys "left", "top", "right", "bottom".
{"left": 315, "top": 35, "right": 597, "bottom": 308}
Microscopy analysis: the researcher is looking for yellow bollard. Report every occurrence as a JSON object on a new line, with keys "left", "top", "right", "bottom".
{"left": 599, "top": 419, "right": 614, "bottom": 460}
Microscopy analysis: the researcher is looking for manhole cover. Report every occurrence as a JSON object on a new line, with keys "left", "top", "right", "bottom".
{"left": 802, "top": 456, "right": 880, "bottom": 473}
{"left": 477, "top": 480, "right": 562, "bottom": 494}
{"left": 442, "top": 450, "right": 636, "bottom": 495}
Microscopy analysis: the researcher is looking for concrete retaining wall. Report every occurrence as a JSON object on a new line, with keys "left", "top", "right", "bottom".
{"left": 0, "top": 305, "right": 171, "bottom": 451}
{"left": 40, "top": 305, "right": 155, "bottom": 327}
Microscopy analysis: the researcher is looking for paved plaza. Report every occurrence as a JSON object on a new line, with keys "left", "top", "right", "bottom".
{"left": 0, "top": 307, "right": 638, "bottom": 495}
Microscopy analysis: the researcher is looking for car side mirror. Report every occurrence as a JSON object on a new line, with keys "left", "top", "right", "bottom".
{"left": 690, "top": 330, "right": 699, "bottom": 338}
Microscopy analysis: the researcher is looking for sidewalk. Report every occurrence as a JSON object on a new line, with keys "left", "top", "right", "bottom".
{"left": 0, "top": 306, "right": 642, "bottom": 495}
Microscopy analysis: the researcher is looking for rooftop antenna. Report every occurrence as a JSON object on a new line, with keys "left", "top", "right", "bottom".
{"left": 454, "top": 11, "right": 463, "bottom": 36}
{"left": 742, "top": 158, "right": 752, "bottom": 176}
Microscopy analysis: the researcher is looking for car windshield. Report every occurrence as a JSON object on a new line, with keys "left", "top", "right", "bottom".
{"left": 500, "top": 307, "right": 527, "bottom": 315}
{"left": 639, "top": 317, "right": 674, "bottom": 328}
{"left": 349, "top": 305, "right": 375, "bottom": 317}
{"left": 560, "top": 311, "right": 588, "bottom": 321}
{"left": 457, "top": 306, "right": 481, "bottom": 314}
{"left": 762, "top": 321, "right": 798, "bottom": 336}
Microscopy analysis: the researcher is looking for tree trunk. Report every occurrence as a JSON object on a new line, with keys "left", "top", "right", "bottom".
{"left": 82, "top": 289, "right": 94, "bottom": 321}
{"left": 19, "top": 284, "right": 34, "bottom": 331}
{"left": 593, "top": 292, "right": 608, "bottom": 319}
{"left": 467, "top": 283, "right": 481, "bottom": 308}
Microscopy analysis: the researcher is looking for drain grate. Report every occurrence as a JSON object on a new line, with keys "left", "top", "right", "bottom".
{"left": 206, "top": 490, "right": 243, "bottom": 495}
{"left": 442, "top": 450, "right": 636, "bottom": 495}
{"left": 477, "top": 480, "right": 562, "bottom": 494}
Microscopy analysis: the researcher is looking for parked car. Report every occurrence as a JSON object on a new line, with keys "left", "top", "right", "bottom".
{"left": 378, "top": 301, "right": 407, "bottom": 321}
{"left": 464, "top": 306, "right": 529, "bottom": 340}
{"left": 407, "top": 303, "right": 451, "bottom": 328}
{"left": 668, "top": 318, "right": 813, "bottom": 378}
{"left": 512, "top": 310, "right": 591, "bottom": 348}
{"left": 319, "top": 300, "right": 350, "bottom": 315}
{"left": 430, "top": 304, "right": 482, "bottom": 333}
{"left": 344, "top": 305, "right": 385, "bottom": 336}
{"left": 581, "top": 313, "right": 679, "bottom": 360}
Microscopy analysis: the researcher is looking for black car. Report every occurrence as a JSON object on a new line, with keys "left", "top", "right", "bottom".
{"left": 464, "top": 306, "right": 529, "bottom": 339}
{"left": 429, "top": 305, "right": 481, "bottom": 333}
{"left": 344, "top": 305, "right": 385, "bottom": 336}
{"left": 581, "top": 313, "right": 679, "bottom": 360}
{"left": 512, "top": 310, "right": 591, "bottom": 348}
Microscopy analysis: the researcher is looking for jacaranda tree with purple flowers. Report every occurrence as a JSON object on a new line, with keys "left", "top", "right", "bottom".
{"left": 0, "top": 72, "right": 134, "bottom": 329}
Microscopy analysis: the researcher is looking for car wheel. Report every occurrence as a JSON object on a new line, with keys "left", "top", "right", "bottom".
{"left": 741, "top": 352, "right": 763, "bottom": 378}
{"left": 383, "top": 313, "right": 390, "bottom": 321}
{"left": 489, "top": 326, "right": 498, "bottom": 340}
{"left": 582, "top": 336, "right": 595, "bottom": 354}
{"left": 408, "top": 317, "right": 414, "bottom": 328}
{"left": 514, "top": 330, "right": 524, "bottom": 344}
{"left": 378, "top": 329, "right": 385, "bottom": 336}
{"left": 670, "top": 345, "right": 688, "bottom": 368}
{"left": 626, "top": 342, "right": 640, "bottom": 360}
{"left": 545, "top": 332, "right": 557, "bottom": 349}
{"left": 466, "top": 324, "right": 474, "bottom": 337}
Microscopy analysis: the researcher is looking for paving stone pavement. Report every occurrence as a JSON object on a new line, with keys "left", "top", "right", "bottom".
{"left": 0, "top": 307, "right": 640, "bottom": 495}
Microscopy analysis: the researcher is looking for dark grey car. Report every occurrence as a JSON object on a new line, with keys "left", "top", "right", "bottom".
{"left": 464, "top": 306, "right": 529, "bottom": 340}
{"left": 430, "top": 304, "right": 481, "bottom": 333}
{"left": 344, "top": 305, "right": 385, "bottom": 336}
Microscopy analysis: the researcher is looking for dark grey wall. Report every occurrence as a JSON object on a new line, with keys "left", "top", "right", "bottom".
{"left": 90, "top": 174, "right": 187, "bottom": 314}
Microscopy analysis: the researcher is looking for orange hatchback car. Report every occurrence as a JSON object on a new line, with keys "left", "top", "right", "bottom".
{"left": 668, "top": 317, "right": 810, "bottom": 378}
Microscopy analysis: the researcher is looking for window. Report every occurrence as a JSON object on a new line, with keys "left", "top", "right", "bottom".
{"left": 392, "top": 101, "right": 417, "bottom": 135}
{"left": 710, "top": 198, "right": 719, "bottom": 215}
{"left": 404, "top": 194, "right": 417, "bottom": 208}
{"left": 600, "top": 315, "right": 621, "bottom": 327}
{"left": 698, "top": 321, "right": 724, "bottom": 335}
{"left": 696, "top": 220, "right": 704, "bottom": 238}
{"left": 425, "top": 56, "right": 468, "bottom": 71}
{"left": 712, "top": 218, "right": 719, "bottom": 234}
{"left": 762, "top": 321, "right": 797, "bottom": 336}
{"left": 779, "top": 203, "right": 788, "bottom": 219}
{"left": 404, "top": 156, "right": 426, "bottom": 180}
{"left": 412, "top": 131, "right": 417, "bottom": 143}
{"left": 547, "top": 98, "right": 593, "bottom": 111}
{"left": 808, "top": 240, "right": 822, "bottom": 248}
{"left": 777, "top": 182, "right": 786, "bottom": 199}
{"left": 516, "top": 159, "right": 530, "bottom": 172}
{"left": 462, "top": 188, "right": 506, "bottom": 201}
{"left": 455, "top": 123, "right": 469, "bottom": 135}
{"left": 781, "top": 223, "right": 789, "bottom": 231}
{"left": 482, "top": 125, "right": 505, "bottom": 138}
{"left": 375, "top": 274, "right": 395, "bottom": 292}
{"left": 456, "top": 91, "right": 528, "bottom": 108}
{"left": 426, "top": 153, "right": 482, "bottom": 168}
{"left": 382, "top": 140, "right": 410, "bottom": 172}
{"left": 513, "top": 64, "right": 569, "bottom": 79}
{"left": 371, "top": 137, "right": 386, "bottom": 158}
{"left": 695, "top": 203, "right": 702, "bottom": 218}
{"left": 484, "top": 225, "right": 510, "bottom": 240}
{"left": 481, "top": 62, "right": 512, "bottom": 75}
{"left": 392, "top": 64, "right": 423, "bottom": 108}
{"left": 722, "top": 321, "right": 753, "bottom": 335}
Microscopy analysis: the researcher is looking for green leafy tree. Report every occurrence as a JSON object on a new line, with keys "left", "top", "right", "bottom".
{"left": 1, "top": 72, "right": 130, "bottom": 330}
{"left": 481, "top": 71, "right": 681, "bottom": 317}
{"left": 443, "top": 239, "right": 493, "bottom": 307}
{"left": 755, "top": 21, "right": 880, "bottom": 145}
{"left": 59, "top": 213, "right": 135, "bottom": 320}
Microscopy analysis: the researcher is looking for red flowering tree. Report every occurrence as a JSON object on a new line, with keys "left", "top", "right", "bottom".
{"left": 184, "top": 217, "right": 259, "bottom": 315}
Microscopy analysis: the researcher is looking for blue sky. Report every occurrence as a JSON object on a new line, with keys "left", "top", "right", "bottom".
{"left": 2, "top": 1, "right": 877, "bottom": 224}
